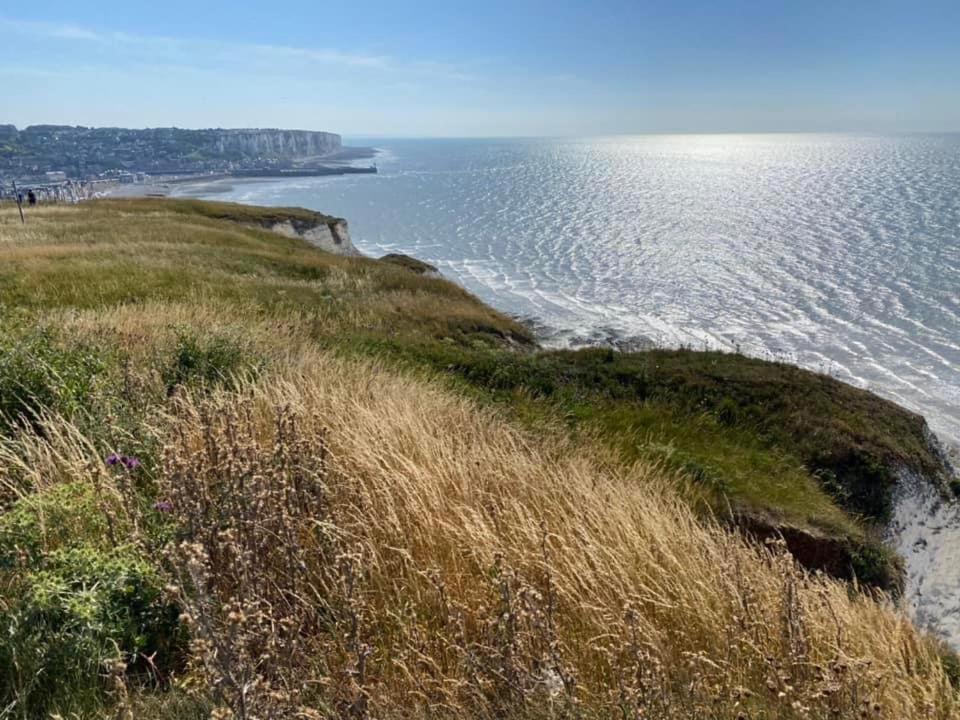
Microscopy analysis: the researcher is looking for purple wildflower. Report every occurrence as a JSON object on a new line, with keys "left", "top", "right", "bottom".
{"left": 106, "top": 453, "right": 121, "bottom": 466}
{"left": 153, "top": 500, "right": 173, "bottom": 513}
{"left": 122, "top": 456, "right": 141, "bottom": 470}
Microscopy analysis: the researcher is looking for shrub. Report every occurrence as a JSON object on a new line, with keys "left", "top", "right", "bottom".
{"left": 0, "top": 546, "right": 183, "bottom": 717}
{"left": 715, "top": 396, "right": 739, "bottom": 426}
{"left": 0, "top": 481, "right": 117, "bottom": 568}
{"left": 0, "top": 324, "right": 107, "bottom": 433}
{"left": 161, "top": 331, "right": 257, "bottom": 394}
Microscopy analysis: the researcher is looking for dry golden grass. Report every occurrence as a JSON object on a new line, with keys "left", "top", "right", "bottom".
{"left": 8, "top": 343, "right": 949, "bottom": 718}
{"left": 218, "top": 354, "right": 955, "bottom": 719}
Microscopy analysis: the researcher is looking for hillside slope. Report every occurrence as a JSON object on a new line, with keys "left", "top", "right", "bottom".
{"left": 0, "top": 199, "right": 955, "bottom": 719}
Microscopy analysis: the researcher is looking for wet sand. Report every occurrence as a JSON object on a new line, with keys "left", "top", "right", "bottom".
{"left": 101, "top": 146, "right": 378, "bottom": 200}
{"left": 102, "top": 176, "right": 276, "bottom": 199}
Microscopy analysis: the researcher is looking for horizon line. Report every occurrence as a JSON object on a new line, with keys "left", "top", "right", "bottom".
{"left": 6, "top": 123, "right": 960, "bottom": 139}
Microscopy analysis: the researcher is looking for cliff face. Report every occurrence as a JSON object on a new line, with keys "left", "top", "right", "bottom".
{"left": 158, "top": 201, "right": 361, "bottom": 257}
{"left": 213, "top": 129, "right": 341, "bottom": 158}
{"left": 263, "top": 217, "right": 359, "bottom": 256}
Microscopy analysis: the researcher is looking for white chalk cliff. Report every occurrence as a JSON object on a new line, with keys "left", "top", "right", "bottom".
{"left": 265, "top": 218, "right": 359, "bottom": 256}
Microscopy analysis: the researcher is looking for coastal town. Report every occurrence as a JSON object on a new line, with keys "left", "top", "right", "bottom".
{"left": 0, "top": 124, "right": 376, "bottom": 203}
{"left": 0, "top": 174, "right": 162, "bottom": 205}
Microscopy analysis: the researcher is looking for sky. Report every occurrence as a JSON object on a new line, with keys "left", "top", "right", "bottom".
{"left": 1, "top": 0, "right": 959, "bottom": 136}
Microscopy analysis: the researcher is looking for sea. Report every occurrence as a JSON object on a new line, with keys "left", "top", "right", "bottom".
{"left": 185, "top": 133, "right": 960, "bottom": 643}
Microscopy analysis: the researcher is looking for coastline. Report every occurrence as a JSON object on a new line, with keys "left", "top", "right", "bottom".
{"left": 178, "top": 136, "right": 960, "bottom": 456}
{"left": 100, "top": 145, "right": 381, "bottom": 200}
{"left": 104, "top": 176, "right": 258, "bottom": 199}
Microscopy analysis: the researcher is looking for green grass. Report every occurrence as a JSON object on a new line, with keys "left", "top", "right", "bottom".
{"left": 153, "top": 198, "right": 344, "bottom": 233}
{"left": 379, "top": 252, "right": 439, "bottom": 274}
{"left": 0, "top": 322, "right": 109, "bottom": 434}
{"left": 0, "top": 478, "right": 182, "bottom": 716}
{"left": 429, "top": 344, "right": 942, "bottom": 522}
{"left": 0, "top": 199, "right": 531, "bottom": 346}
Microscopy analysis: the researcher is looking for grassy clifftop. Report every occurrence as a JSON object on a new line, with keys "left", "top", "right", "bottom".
{"left": 0, "top": 199, "right": 528, "bottom": 344}
{"left": 0, "top": 199, "right": 955, "bottom": 719}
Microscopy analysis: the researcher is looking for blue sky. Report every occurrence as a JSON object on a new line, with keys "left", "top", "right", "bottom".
{"left": 2, "top": 0, "right": 958, "bottom": 136}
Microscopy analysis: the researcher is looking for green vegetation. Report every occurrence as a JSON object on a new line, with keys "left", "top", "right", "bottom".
{"left": 335, "top": 335, "right": 943, "bottom": 589}
{"left": 381, "top": 342, "right": 945, "bottom": 519}
{"left": 161, "top": 332, "right": 259, "bottom": 394}
{"left": 1, "top": 545, "right": 181, "bottom": 716}
{"left": 0, "top": 198, "right": 954, "bottom": 718}
{"left": 0, "top": 323, "right": 109, "bottom": 434}
{"left": 156, "top": 199, "right": 345, "bottom": 235}
{"left": 378, "top": 252, "right": 439, "bottom": 275}
{"left": 0, "top": 479, "right": 182, "bottom": 716}
{"left": 0, "top": 199, "right": 528, "bottom": 344}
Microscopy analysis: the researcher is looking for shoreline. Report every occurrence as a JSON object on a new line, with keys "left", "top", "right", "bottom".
{"left": 101, "top": 145, "right": 381, "bottom": 200}
{"left": 104, "top": 175, "right": 258, "bottom": 199}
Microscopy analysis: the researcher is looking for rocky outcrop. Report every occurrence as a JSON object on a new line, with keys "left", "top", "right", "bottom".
{"left": 162, "top": 200, "right": 361, "bottom": 257}
{"left": 736, "top": 512, "right": 903, "bottom": 594}
{"left": 264, "top": 217, "right": 359, "bottom": 256}
{"left": 379, "top": 253, "right": 442, "bottom": 278}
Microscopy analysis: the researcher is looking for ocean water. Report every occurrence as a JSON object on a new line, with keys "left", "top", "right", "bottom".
{"left": 191, "top": 134, "right": 960, "bottom": 642}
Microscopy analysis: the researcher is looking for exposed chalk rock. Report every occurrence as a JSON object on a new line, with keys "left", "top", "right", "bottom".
{"left": 265, "top": 218, "right": 359, "bottom": 256}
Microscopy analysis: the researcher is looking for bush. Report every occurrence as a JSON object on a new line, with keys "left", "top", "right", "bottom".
{"left": 0, "top": 481, "right": 119, "bottom": 568}
{"left": 159, "top": 397, "right": 337, "bottom": 718}
{"left": 161, "top": 331, "right": 257, "bottom": 394}
{"left": 0, "top": 546, "right": 183, "bottom": 717}
{"left": 715, "top": 396, "right": 739, "bottom": 426}
{"left": 0, "top": 324, "right": 107, "bottom": 433}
